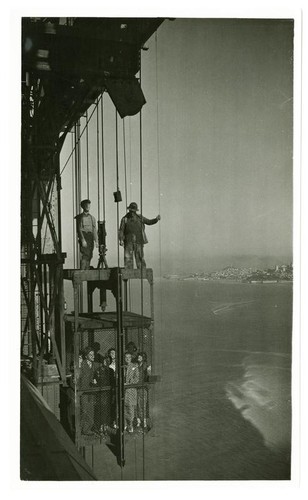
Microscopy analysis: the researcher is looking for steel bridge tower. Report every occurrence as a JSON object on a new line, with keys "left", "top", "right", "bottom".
{"left": 21, "top": 17, "right": 164, "bottom": 474}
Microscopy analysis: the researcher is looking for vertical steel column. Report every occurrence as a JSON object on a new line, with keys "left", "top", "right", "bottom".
{"left": 74, "top": 282, "right": 81, "bottom": 449}
{"left": 123, "top": 280, "right": 128, "bottom": 311}
{"left": 74, "top": 121, "right": 83, "bottom": 311}
{"left": 115, "top": 268, "right": 125, "bottom": 467}
{"left": 58, "top": 264, "right": 66, "bottom": 383}
{"left": 87, "top": 285, "right": 93, "bottom": 313}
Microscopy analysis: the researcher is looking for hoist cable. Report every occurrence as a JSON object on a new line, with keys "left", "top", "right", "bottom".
{"left": 115, "top": 109, "right": 125, "bottom": 472}
{"left": 71, "top": 132, "right": 76, "bottom": 268}
{"left": 123, "top": 119, "right": 128, "bottom": 209}
{"left": 60, "top": 98, "right": 101, "bottom": 176}
{"left": 115, "top": 111, "right": 120, "bottom": 269}
{"left": 129, "top": 118, "right": 132, "bottom": 201}
{"left": 138, "top": 53, "right": 146, "bottom": 482}
{"left": 96, "top": 98, "right": 100, "bottom": 220}
{"left": 155, "top": 31, "right": 162, "bottom": 226}
{"left": 128, "top": 118, "right": 132, "bottom": 311}
{"left": 155, "top": 29, "right": 163, "bottom": 381}
{"left": 101, "top": 94, "right": 106, "bottom": 221}
{"left": 86, "top": 109, "right": 90, "bottom": 199}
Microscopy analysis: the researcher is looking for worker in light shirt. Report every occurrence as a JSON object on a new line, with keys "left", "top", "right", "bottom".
{"left": 75, "top": 199, "right": 98, "bottom": 269}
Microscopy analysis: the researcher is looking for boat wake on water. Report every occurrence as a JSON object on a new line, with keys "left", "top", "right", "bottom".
{"left": 225, "top": 352, "right": 291, "bottom": 453}
{"left": 210, "top": 299, "right": 255, "bottom": 315}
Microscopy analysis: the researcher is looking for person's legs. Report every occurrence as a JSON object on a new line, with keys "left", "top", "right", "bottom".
{"left": 80, "top": 256, "right": 90, "bottom": 269}
{"left": 80, "top": 232, "right": 94, "bottom": 269}
{"left": 134, "top": 244, "right": 146, "bottom": 269}
{"left": 137, "top": 388, "right": 147, "bottom": 426}
{"left": 81, "top": 395, "right": 94, "bottom": 435}
{"left": 124, "top": 242, "right": 134, "bottom": 268}
{"left": 126, "top": 403, "right": 135, "bottom": 431}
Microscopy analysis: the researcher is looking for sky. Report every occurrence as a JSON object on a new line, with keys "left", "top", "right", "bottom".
{"left": 60, "top": 18, "right": 294, "bottom": 275}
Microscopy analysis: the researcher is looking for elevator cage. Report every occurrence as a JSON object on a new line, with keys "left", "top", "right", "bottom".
{"left": 61, "top": 267, "right": 157, "bottom": 449}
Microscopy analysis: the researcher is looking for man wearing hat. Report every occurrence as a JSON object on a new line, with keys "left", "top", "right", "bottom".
{"left": 75, "top": 199, "right": 98, "bottom": 269}
{"left": 119, "top": 202, "right": 161, "bottom": 269}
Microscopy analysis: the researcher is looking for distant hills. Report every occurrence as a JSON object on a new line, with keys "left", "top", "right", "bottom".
{"left": 157, "top": 254, "right": 292, "bottom": 276}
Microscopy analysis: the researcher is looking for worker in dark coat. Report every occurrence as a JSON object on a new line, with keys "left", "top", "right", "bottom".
{"left": 75, "top": 199, "right": 98, "bottom": 269}
{"left": 79, "top": 346, "right": 97, "bottom": 436}
{"left": 119, "top": 202, "right": 160, "bottom": 269}
{"left": 95, "top": 356, "right": 112, "bottom": 432}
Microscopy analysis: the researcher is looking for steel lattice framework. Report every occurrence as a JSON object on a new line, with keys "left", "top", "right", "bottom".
{"left": 21, "top": 16, "right": 164, "bottom": 384}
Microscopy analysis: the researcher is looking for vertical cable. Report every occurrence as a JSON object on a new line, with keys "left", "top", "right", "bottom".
{"left": 155, "top": 29, "right": 162, "bottom": 437}
{"left": 76, "top": 120, "right": 83, "bottom": 309}
{"left": 122, "top": 117, "right": 131, "bottom": 311}
{"left": 71, "top": 133, "right": 75, "bottom": 267}
{"left": 101, "top": 94, "right": 106, "bottom": 220}
{"left": 86, "top": 110, "right": 90, "bottom": 199}
{"left": 123, "top": 119, "right": 128, "bottom": 209}
{"left": 138, "top": 51, "right": 146, "bottom": 481}
{"left": 72, "top": 129, "right": 76, "bottom": 268}
{"left": 128, "top": 118, "right": 132, "bottom": 311}
{"left": 96, "top": 99, "right": 100, "bottom": 220}
{"left": 116, "top": 111, "right": 120, "bottom": 268}
{"left": 115, "top": 109, "right": 125, "bottom": 472}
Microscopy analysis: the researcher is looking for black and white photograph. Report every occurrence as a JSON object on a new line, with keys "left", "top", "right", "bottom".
{"left": 6, "top": 0, "right": 306, "bottom": 490}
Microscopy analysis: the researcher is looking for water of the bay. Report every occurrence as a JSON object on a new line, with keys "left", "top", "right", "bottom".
{"left": 93, "top": 279, "right": 292, "bottom": 480}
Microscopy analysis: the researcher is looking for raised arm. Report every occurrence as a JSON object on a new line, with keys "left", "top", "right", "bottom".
{"left": 141, "top": 214, "right": 161, "bottom": 225}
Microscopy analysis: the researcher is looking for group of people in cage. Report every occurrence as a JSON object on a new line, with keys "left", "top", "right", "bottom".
{"left": 77, "top": 341, "right": 151, "bottom": 437}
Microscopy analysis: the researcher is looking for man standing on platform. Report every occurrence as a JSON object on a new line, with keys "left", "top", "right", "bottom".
{"left": 119, "top": 202, "right": 161, "bottom": 269}
{"left": 75, "top": 199, "right": 98, "bottom": 269}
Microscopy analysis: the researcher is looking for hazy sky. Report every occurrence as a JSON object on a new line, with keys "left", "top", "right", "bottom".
{"left": 61, "top": 18, "right": 293, "bottom": 274}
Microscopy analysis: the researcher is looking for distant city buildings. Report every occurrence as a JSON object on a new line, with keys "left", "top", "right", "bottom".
{"left": 163, "top": 263, "right": 293, "bottom": 282}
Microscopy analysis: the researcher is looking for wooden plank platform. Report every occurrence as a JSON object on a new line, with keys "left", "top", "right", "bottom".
{"left": 63, "top": 267, "right": 153, "bottom": 284}
{"left": 64, "top": 310, "right": 152, "bottom": 329}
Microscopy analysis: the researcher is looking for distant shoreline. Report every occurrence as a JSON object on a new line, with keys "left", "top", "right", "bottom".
{"left": 162, "top": 277, "right": 293, "bottom": 284}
